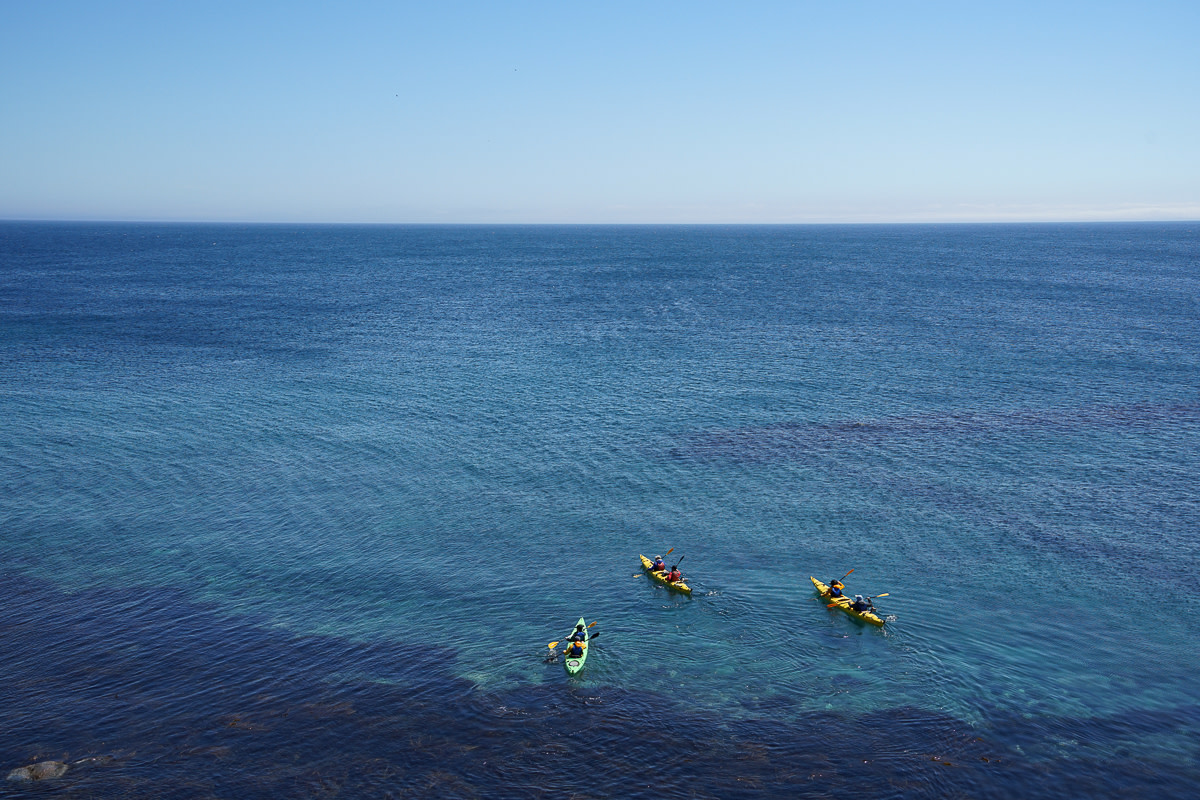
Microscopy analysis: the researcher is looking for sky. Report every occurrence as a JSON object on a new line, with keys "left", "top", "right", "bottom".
{"left": 1, "top": 1, "right": 1197, "bottom": 223}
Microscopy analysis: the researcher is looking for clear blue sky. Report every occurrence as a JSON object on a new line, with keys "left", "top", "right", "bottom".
{"left": 2, "top": 1, "right": 1197, "bottom": 223}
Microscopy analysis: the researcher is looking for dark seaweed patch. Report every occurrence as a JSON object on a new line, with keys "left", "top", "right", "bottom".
{"left": 665, "top": 402, "right": 1200, "bottom": 464}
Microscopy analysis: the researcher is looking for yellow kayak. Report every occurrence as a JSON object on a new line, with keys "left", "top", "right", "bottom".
{"left": 811, "top": 576, "right": 884, "bottom": 626}
{"left": 639, "top": 555, "right": 691, "bottom": 594}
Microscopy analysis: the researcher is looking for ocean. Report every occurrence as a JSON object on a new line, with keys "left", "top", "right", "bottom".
{"left": 2, "top": 222, "right": 1198, "bottom": 798}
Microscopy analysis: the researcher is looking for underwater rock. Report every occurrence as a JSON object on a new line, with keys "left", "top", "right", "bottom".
{"left": 7, "top": 760, "right": 70, "bottom": 781}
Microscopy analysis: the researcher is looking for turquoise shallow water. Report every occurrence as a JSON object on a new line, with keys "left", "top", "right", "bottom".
{"left": 1, "top": 222, "right": 1198, "bottom": 797}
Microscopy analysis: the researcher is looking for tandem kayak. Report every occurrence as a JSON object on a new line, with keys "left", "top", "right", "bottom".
{"left": 639, "top": 555, "right": 692, "bottom": 594}
{"left": 810, "top": 577, "right": 885, "bottom": 626}
{"left": 564, "top": 617, "right": 589, "bottom": 675}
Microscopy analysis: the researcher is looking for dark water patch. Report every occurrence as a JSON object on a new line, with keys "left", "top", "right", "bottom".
{"left": 664, "top": 402, "right": 1200, "bottom": 464}
{"left": 986, "top": 703, "right": 1200, "bottom": 758}
{"left": 869, "top": 461, "right": 1200, "bottom": 595}
{"left": 3, "top": 574, "right": 1198, "bottom": 799}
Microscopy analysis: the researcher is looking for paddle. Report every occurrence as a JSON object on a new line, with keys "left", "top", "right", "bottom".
{"left": 548, "top": 620, "right": 597, "bottom": 650}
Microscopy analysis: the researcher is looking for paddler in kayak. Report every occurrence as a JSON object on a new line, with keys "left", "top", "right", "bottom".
{"left": 850, "top": 594, "right": 874, "bottom": 613}
{"left": 546, "top": 624, "right": 591, "bottom": 662}
{"left": 665, "top": 564, "right": 683, "bottom": 583}
{"left": 828, "top": 579, "right": 846, "bottom": 598}
{"left": 651, "top": 555, "right": 667, "bottom": 572}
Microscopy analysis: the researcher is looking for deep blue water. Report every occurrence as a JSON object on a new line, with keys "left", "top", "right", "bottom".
{"left": 1, "top": 221, "right": 1198, "bottom": 798}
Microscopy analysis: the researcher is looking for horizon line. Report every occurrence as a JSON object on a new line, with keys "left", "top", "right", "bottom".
{"left": 3, "top": 217, "right": 1199, "bottom": 227}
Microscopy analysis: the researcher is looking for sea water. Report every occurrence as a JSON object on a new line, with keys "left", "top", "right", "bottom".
{"left": 1, "top": 222, "right": 1198, "bottom": 797}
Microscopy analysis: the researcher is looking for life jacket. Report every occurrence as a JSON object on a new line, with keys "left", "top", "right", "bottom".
{"left": 652, "top": 560, "right": 666, "bottom": 571}
{"left": 829, "top": 582, "right": 844, "bottom": 598}
{"left": 667, "top": 569, "right": 682, "bottom": 582}
{"left": 567, "top": 641, "right": 585, "bottom": 656}
{"left": 570, "top": 630, "right": 587, "bottom": 641}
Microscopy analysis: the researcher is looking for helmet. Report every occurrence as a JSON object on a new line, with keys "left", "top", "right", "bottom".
{"left": 855, "top": 595, "right": 864, "bottom": 602}
{"left": 655, "top": 555, "right": 662, "bottom": 560}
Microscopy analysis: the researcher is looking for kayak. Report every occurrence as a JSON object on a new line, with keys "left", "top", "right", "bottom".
{"left": 810, "top": 577, "right": 885, "bottom": 626}
{"left": 564, "top": 617, "right": 589, "bottom": 675}
{"left": 639, "top": 555, "right": 692, "bottom": 594}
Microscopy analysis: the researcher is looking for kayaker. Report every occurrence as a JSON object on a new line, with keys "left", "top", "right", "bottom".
{"left": 828, "top": 579, "right": 845, "bottom": 598}
{"left": 850, "top": 594, "right": 873, "bottom": 613}
{"left": 569, "top": 624, "right": 588, "bottom": 642}
{"left": 652, "top": 555, "right": 667, "bottom": 572}
{"left": 565, "top": 640, "right": 586, "bottom": 658}
{"left": 666, "top": 565, "right": 683, "bottom": 583}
